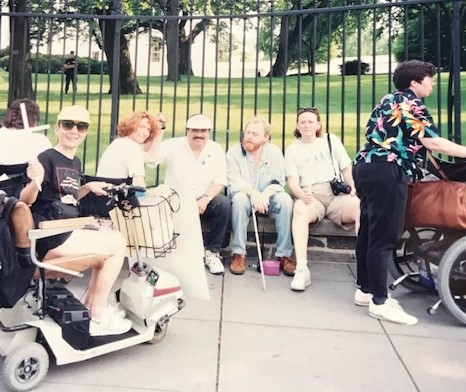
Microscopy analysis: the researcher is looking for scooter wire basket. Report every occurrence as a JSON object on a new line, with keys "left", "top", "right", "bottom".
{"left": 109, "top": 186, "right": 180, "bottom": 259}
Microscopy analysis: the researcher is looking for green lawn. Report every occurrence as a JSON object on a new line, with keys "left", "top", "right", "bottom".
{"left": 1, "top": 69, "right": 465, "bottom": 182}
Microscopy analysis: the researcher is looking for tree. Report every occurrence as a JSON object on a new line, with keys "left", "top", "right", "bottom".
{"left": 7, "top": 0, "right": 33, "bottom": 105}
{"left": 393, "top": 2, "right": 466, "bottom": 69}
{"left": 261, "top": 0, "right": 372, "bottom": 77}
{"left": 95, "top": 2, "right": 142, "bottom": 94}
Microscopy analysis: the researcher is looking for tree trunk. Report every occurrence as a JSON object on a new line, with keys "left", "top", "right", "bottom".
{"left": 179, "top": 39, "right": 194, "bottom": 76}
{"left": 98, "top": 18, "right": 141, "bottom": 95}
{"left": 8, "top": 0, "right": 33, "bottom": 105}
{"left": 269, "top": 0, "right": 330, "bottom": 77}
{"left": 166, "top": 0, "right": 181, "bottom": 81}
{"left": 269, "top": 15, "right": 290, "bottom": 77}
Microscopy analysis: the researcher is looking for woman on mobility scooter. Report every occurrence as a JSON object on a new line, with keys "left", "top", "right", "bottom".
{"left": 353, "top": 60, "right": 466, "bottom": 326}
{"left": 20, "top": 105, "right": 131, "bottom": 336}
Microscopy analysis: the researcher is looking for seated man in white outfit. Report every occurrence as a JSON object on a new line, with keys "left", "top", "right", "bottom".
{"left": 147, "top": 114, "right": 231, "bottom": 275}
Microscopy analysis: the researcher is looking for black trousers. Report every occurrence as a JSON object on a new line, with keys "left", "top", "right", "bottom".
{"left": 65, "top": 73, "right": 76, "bottom": 93}
{"left": 353, "top": 161, "right": 408, "bottom": 301}
{"left": 200, "top": 193, "right": 231, "bottom": 253}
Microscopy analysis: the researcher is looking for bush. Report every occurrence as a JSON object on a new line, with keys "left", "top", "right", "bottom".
{"left": 340, "top": 60, "right": 370, "bottom": 75}
{"left": 78, "top": 59, "right": 108, "bottom": 75}
{"left": 0, "top": 56, "right": 9, "bottom": 71}
{"left": 0, "top": 53, "right": 107, "bottom": 74}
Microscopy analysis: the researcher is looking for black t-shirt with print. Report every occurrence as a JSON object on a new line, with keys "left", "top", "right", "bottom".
{"left": 32, "top": 148, "right": 81, "bottom": 258}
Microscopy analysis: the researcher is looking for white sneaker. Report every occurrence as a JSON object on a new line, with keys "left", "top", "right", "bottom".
{"left": 205, "top": 250, "right": 225, "bottom": 275}
{"left": 354, "top": 289, "right": 373, "bottom": 307}
{"left": 369, "top": 298, "right": 418, "bottom": 326}
{"left": 290, "top": 267, "right": 311, "bottom": 291}
{"left": 105, "top": 303, "right": 126, "bottom": 319}
{"left": 90, "top": 313, "right": 132, "bottom": 336}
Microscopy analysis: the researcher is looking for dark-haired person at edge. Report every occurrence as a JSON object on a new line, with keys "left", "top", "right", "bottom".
{"left": 353, "top": 60, "right": 466, "bottom": 325}
{"left": 20, "top": 105, "right": 131, "bottom": 336}
{"left": 0, "top": 98, "right": 51, "bottom": 166}
{"left": 285, "top": 107, "right": 359, "bottom": 292}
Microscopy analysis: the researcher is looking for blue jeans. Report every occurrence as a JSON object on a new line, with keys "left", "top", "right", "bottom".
{"left": 230, "top": 191, "right": 293, "bottom": 257}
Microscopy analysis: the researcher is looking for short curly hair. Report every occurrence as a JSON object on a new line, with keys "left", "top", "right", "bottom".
{"left": 117, "top": 111, "right": 161, "bottom": 143}
{"left": 393, "top": 60, "right": 436, "bottom": 90}
{"left": 2, "top": 98, "right": 40, "bottom": 129}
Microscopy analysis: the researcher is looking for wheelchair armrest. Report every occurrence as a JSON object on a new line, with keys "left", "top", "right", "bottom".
{"left": 28, "top": 217, "right": 95, "bottom": 240}
{"left": 39, "top": 216, "right": 94, "bottom": 230}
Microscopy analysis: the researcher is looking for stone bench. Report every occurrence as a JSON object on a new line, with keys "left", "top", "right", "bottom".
{"left": 245, "top": 216, "right": 356, "bottom": 263}
{"left": 203, "top": 216, "right": 357, "bottom": 263}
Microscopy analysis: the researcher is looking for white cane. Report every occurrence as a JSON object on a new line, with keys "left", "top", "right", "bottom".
{"left": 251, "top": 209, "right": 267, "bottom": 292}
{"left": 19, "top": 102, "right": 50, "bottom": 191}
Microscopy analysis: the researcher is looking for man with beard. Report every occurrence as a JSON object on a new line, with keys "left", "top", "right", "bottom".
{"left": 226, "top": 116, "right": 296, "bottom": 276}
{"left": 148, "top": 114, "right": 231, "bottom": 275}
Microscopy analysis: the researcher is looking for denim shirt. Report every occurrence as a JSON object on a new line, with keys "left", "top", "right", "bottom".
{"left": 226, "top": 143, "right": 286, "bottom": 196}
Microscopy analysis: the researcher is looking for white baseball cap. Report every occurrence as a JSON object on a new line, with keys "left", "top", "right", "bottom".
{"left": 186, "top": 114, "right": 212, "bottom": 130}
{"left": 57, "top": 105, "right": 90, "bottom": 124}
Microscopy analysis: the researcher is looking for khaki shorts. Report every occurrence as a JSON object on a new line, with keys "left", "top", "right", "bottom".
{"left": 300, "top": 182, "right": 355, "bottom": 230}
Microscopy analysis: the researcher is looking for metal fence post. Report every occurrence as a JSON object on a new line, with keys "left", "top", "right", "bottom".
{"left": 110, "top": 0, "right": 122, "bottom": 142}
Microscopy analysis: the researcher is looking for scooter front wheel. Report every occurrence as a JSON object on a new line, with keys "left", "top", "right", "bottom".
{"left": 147, "top": 321, "right": 168, "bottom": 345}
{"left": 2, "top": 342, "right": 49, "bottom": 392}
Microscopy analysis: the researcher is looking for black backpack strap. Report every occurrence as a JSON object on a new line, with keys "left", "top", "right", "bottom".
{"left": 0, "top": 192, "right": 19, "bottom": 222}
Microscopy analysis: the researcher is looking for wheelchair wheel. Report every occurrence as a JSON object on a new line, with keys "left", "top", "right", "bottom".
{"left": 438, "top": 237, "right": 466, "bottom": 325}
{"left": 388, "top": 228, "right": 441, "bottom": 293}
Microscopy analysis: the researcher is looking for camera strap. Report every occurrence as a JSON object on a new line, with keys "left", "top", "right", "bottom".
{"left": 326, "top": 133, "right": 341, "bottom": 180}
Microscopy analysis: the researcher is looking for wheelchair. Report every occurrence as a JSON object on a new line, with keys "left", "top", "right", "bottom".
{"left": 0, "top": 179, "right": 184, "bottom": 392}
{"left": 388, "top": 157, "right": 466, "bottom": 325}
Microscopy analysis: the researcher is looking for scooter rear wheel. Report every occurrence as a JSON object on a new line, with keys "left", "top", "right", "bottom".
{"left": 2, "top": 342, "right": 49, "bottom": 392}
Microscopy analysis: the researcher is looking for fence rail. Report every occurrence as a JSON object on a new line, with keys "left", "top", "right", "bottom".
{"left": 0, "top": 0, "right": 464, "bottom": 185}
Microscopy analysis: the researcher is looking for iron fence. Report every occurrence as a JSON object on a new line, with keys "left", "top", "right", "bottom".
{"left": 0, "top": 0, "right": 464, "bottom": 184}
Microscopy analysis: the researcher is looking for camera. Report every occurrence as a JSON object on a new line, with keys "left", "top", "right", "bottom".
{"left": 330, "top": 178, "right": 351, "bottom": 196}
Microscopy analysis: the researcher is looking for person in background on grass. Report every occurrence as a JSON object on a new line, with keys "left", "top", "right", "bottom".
{"left": 20, "top": 105, "right": 131, "bottom": 336}
{"left": 353, "top": 60, "right": 466, "bottom": 326}
{"left": 226, "top": 116, "right": 296, "bottom": 277}
{"left": 97, "top": 111, "right": 163, "bottom": 187}
{"left": 63, "top": 50, "right": 77, "bottom": 94}
{"left": 285, "top": 107, "right": 359, "bottom": 292}
{"left": 147, "top": 113, "right": 231, "bottom": 275}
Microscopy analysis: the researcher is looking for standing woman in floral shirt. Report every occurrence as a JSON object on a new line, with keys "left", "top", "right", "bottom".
{"left": 352, "top": 60, "right": 466, "bottom": 325}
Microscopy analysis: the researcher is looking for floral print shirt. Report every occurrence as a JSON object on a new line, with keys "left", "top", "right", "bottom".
{"left": 354, "top": 88, "right": 439, "bottom": 182}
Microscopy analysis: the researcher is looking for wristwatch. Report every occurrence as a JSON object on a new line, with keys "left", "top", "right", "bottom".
{"left": 203, "top": 194, "right": 213, "bottom": 201}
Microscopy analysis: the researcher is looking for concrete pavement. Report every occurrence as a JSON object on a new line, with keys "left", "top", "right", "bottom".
{"left": 2, "top": 260, "right": 466, "bottom": 392}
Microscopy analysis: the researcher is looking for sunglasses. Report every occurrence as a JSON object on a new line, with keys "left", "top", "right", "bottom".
{"left": 297, "top": 107, "right": 319, "bottom": 114}
{"left": 59, "top": 120, "right": 89, "bottom": 133}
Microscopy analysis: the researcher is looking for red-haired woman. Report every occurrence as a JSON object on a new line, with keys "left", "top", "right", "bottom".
{"left": 97, "top": 111, "right": 163, "bottom": 187}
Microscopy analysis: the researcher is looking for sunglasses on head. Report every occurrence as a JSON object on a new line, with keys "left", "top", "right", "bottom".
{"left": 59, "top": 120, "right": 89, "bottom": 132}
{"left": 297, "top": 107, "right": 319, "bottom": 114}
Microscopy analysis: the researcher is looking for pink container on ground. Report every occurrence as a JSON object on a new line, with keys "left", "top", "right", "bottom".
{"left": 262, "top": 260, "right": 280, "bottom": 276}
